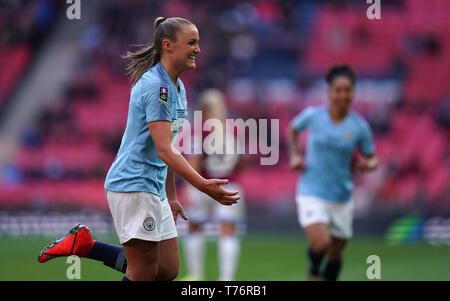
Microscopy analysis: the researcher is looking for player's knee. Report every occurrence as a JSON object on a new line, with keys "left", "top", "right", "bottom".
{"left": 161, "top": 269, "right": 178, "bottom": 281}
{"left": 311, "top": 237, "right": 331, "bottom": 254}
{"left": 156, "top": 256, "right": 179, "bottom": 281}
{"left": 221, "top": 222, "right": 236, "bottom": 236}
{"left": 127, "top": 266, "right": 158, "bottom": 281}
{"left": 157, "top": 265, "right": 179, "bottom": 281}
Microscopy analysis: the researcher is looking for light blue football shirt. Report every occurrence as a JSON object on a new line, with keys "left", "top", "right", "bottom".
{"left": 104, "top": 61, "right": 188, "bottom": 200}
{"left": 291, "top": 105, "right": 375, "bottom": 202}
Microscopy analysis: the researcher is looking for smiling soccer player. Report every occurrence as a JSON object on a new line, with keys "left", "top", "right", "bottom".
{"left": 37, "top": 17, "right": 240, "bottom": 281}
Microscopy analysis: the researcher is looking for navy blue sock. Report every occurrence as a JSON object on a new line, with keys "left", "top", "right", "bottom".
{"left": 307, "top": 247, "right": 325, "bottom": 276}
{"left": 87, "top": 241, "right": 127, "bottom": 273}
{"left": 122, "top": 276, "right": 130, "bottom": 281}
{"left": 323, "top": 260, "right": 342, "bottom": 281}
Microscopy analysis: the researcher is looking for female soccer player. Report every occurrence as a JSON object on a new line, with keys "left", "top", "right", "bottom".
{"left": 287, "top": 65, "right": 378, "bottom": 281}
{"left": 37, "top": 17, "right": 240, "bottom": 281}
{"left": 182, "top": 88, "right": 246, "bottom": 281}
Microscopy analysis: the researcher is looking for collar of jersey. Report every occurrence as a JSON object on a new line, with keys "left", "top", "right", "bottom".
{"left": 156, "top": 61, "right": 181, "bottom": 95}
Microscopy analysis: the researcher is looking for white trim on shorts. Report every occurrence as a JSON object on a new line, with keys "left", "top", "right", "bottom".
{"left": 106, "top": 189, "right": 178, "bottom": 244}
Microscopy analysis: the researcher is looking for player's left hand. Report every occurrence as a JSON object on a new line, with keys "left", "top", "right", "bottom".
{"left": 356, "top": 156, "right": 377, "bottom": 172}
{"left": 168, "top": 199, "right": 189, "bottom": 224}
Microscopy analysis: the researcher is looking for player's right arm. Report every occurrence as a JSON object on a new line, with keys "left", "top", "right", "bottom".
{"left": 148, "top": 121, "right": 239, "bottom": 206}
{"left": 287, "top": 125, "right": 306, "bottom": 171}
{"left": 287, "top": 108, "right": 314, "bottom": 171}
{"left": 187, "top": 155, "right": 202, "bottom": 173}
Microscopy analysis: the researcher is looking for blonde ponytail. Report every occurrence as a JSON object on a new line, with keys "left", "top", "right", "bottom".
{"left": 123, "top": 16, "right": 194, "bottom": 85}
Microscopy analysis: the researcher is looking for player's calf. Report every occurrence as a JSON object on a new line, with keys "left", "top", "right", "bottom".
{"left": 322, "top": 238, "right": 347, "bottom": 281}
{"left": 304, "top": 223, "right": 331, "bottom": 254}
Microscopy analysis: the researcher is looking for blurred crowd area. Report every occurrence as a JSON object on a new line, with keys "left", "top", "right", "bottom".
{"left": 0, "top": 0, "right": 63, "bottom": 113}
{"left": 0, "top": 0, "right": 449, "bottom": 216}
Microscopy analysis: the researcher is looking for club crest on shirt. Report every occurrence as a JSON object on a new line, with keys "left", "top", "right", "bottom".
{"left": 143, "top": 216, "right": 156, "bottom": 231}
{"left": 159, "top": 86, "right": 168, "bottom": 104}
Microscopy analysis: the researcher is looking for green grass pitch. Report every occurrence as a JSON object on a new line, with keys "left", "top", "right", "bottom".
{"left": 0, "top": 233, "right": 448, "bottom": 281}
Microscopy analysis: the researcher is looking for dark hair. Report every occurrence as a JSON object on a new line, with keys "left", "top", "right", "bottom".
{"left": 325, "top": 64, "right": 357, "bottom": 86}
{"left": 123, "top": 17, "right": 195, "bottom": 85}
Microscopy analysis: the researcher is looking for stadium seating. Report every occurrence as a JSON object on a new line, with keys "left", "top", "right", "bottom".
{"left": 0, "top": 0, "right": 448, "bottom": 211}
{"left": 0, "top": 45, "right": 32, "bottom": 112}
{"left": 0, "top": 0, "right": 63, "bottom": 114}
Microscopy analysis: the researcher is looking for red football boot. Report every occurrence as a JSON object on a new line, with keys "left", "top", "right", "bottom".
{"left": 38, "top": 224, "right": 96, "bottom": 263}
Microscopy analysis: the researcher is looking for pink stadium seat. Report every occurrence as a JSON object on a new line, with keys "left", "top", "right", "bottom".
{"left": 303, "top": 8, "right": 404, "bottom": 74}
{"left": 0, "top": 45, "right": 31, "bottom": 109}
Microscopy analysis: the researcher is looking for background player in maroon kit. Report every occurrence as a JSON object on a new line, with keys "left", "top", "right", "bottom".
{"left": 182, "top": 88, "right": 246, "bottom": 281}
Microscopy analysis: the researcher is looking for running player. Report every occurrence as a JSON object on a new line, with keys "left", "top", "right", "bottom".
{"left": 182, "top": 88, "right": 246, "bottom": 281}
{"left": 37, "top": 17, "right": 240, "bottom": 281}
{"left": 287, "top": 65, "right": 378, "bottom": 281}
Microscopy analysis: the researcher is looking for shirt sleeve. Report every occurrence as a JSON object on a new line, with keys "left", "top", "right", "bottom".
{"left": 291, "top": 107, "right": 315, "bottom": 132}
{"left": 358, "top": 119, "right": 375, "bottom": 156}
{"left": 142, "top": 85, "right": 173, "bottom": 123}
